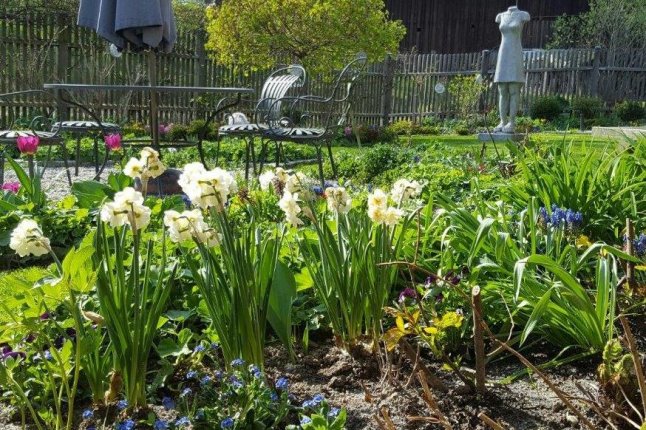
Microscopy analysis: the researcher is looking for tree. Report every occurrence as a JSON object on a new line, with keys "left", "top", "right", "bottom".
{"left": 204, "top": 0, "right": 406, "bottom": 74}
{"left": 549, "top": 0, "right": 646, "bottom": 51}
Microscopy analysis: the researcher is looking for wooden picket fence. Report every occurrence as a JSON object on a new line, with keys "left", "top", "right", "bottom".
{"left": 1, "top": 7, "right": 645, "bottom": 128}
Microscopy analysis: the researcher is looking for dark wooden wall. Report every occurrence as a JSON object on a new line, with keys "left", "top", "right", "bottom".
{"left": 385, "top": 0, "right": 590, "bottom": 53}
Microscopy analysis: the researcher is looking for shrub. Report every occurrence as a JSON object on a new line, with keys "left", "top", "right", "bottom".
{"left": 572, "top": 97, "right": 604, "bottom": 119}
{"left": 530, "top": 96, "right": 567, "bottom": 121}
{"left": 416, "top": 125, "right": 441, "bottom": 135}
{"left": 452, "top": 120, "right": 471, "bottom": 135}
{"left": 615, "top": 100, "right": 646, "bottom": 123}
{"left": 187, "top": 119, "right": 218, "bottom": 140}
{"left": 421, "top": 115, "right": 442, "bottom": 127}
{"left": 166, "top": 123, "right": 189, "bottom": 141}
{"left": 447, "top": 74, "right": 486, "bottom": 118}
{"left": 386, "top": 120, "right": 414, "bottom": 136}
{"left": 121, "top": 122, "right": 147, "bottom": 137}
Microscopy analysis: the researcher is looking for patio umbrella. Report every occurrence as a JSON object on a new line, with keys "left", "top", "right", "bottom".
{"left": 77, "top": 0, "right": 177, "bottom": 147}
{"left": 78, "top": 0, "right": 176, "bottom": 53}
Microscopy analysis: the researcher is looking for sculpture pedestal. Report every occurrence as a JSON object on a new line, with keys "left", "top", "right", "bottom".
{"left": 477, "top": 132, "right": 524, "bottom": 142}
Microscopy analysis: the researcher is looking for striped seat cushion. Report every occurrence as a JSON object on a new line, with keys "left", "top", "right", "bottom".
{"left": 269, "top": 127, "right": 325, "bottom": 138}
{"left": 219, "top": 123, "right": 268, "bottom": 133}
{"left": 51, "top": 120, "right": 120, "bottom": 131}
{"left": 0, "top": 130, "right": 58, "bottom": 140}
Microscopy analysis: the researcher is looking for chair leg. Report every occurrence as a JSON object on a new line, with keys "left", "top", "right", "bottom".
{"left": 249, "top": 137, "right": 257, "bottom": 176}
{"left": 258, "top": 139, "right": 269, "bottom": 173}
{"left": 244, "top": 139, "right": 251, "bottom": 182}
{"left": 315, "top": 145, "right": 324, "bottom": 188}
{"left": 275, "top": 142, "right": 281, "bottom": 168}
{"left": 93, "top": 137, "right": 99, "bottom": 174}
{"left": 59, "top": 143, "right": 73, "bottom": 186}
{"left": 75, "top": 137, "right": 81, "bottom": 176}
{"left": 198, "top": 140, "right": 208, "bottom": 169}
{"left": 215, "top": 138, "right": 221, "bottom": 166}
{"left": 326, "top": 140, "right": 337, "bottom": 180}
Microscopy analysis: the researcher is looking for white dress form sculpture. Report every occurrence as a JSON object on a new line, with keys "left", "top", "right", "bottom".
{"left": 494, "top": 6, "right": 530, "bottom": 133}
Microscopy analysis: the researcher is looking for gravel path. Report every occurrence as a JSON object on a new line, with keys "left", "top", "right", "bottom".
{"left": 3, "top": 163, "right": 116, "bottom": 201}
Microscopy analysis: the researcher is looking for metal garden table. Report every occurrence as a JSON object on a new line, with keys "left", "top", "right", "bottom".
{"left": 43, "top": 83, "right": 254, "bottom": 176}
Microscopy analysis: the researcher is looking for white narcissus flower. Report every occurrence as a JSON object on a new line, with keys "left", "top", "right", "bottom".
{"left": 123, "top": 157, "right": 145, "bottom": 179}
{"left": 285, "top": 172, "right": 314, "bottom": 200}
{"left": 368, "top": 205, "right": 387, "bottom": 224}
{"left": 383, "top": 207, "right": 404, "bottom": 226}
{"left": 194, "top": 226, "right": 221, "bottom": 247}
{"left": 367, "top": 189, "right": 388, "bottom": 211}
{"left": 164, "top": 210, "right": 194, "bottom": 243}
{"left": 279, "top": 191, "right": 303, "bottom": 227}
{"left": 100, "top": 201, "right": 129, "bottom": 228}
{"left": 325, "top": 187, "right": 352, "bottom": 214}
{"left": 179, "top": 164, "right": 237, "bottom": 210}
{"left": 178, "top": 162, "right": 207, "bottom": 192}
{"left": 100, "top": 187, "right": 151, "bottom": 231}
{"left": 391, "top": 179, "right": 423, "bottom": 205}
{"left": 164, "top": 209, "right": 220, "bottom": 246}
{"left": 10, "top": 219, "right": 50, "bottom": 257}
{"left": 113, "top": 187, "right": 145, "bottom": 206}
{"left": 123, "top": 147, "right": 166, "bottom": 180}
{"left": 274, "top": 167, "right": 289, "bottom": 184}
{"left": 258, "top": 170, "right": 276, "bottom": 191}
{"left": 367, "top": 188, "right": 389, "bottom": 223}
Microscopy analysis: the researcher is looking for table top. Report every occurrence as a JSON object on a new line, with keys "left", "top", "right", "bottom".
{"left": 43, "top": 83, "right": 254, "bottom": 94}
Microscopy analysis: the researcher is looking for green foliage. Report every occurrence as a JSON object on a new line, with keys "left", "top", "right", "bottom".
{"left": 204, "top": 0, "right": 406, "bottom": 74}
{"left": 94, "top": 223, "right": 176, "bottom": 407}
{"left": 298, "top": 197, "right": 414, "bottom": 346}
{"left": 502, "top": 141, "right": 646, "bottom": 241}
{"left": 447, "top": 75, "right": 486, "bottom": 119}
{"left": 549, "top": 0, "right": 646, "bottom": 50}
{"left": 615, "top": 101, "right": 646, "bottom": 123}
{"left": 436, "top": 196, "right": 633, "bottom": 350}
{"left": 288, "top": 397, "right": 347, "bottom": 430}
{"left": 179, "top": 207, "right": 293, "bottom": 367}
{"left": 0, "top": 244, "right": 98, "bottom": 430}
{"left": 386, "top": 120, "right": 414, "bottom": 136}
{"left": 572, "top": 97, "right": 604, "bottom": 120}
{"left": 172, "top": 359, "right": 291, "bottom": 429}
{"left": 530, "top": 96, "right": 568, "bottom": 121}
{"left": 166, "top": 123, "right": 190, "bottom": 141}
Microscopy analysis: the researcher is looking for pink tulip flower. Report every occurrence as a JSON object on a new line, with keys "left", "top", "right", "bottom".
{"left": 16, "top": 136, "right": 39, "bottom": 155}
{"left": 104, "top": 134, "right": 122, "bottom": 152}
{"left": 1, "top": 182, "right": 20, "bottom": 193}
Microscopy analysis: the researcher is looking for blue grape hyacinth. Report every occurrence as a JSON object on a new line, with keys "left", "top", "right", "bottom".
{"left": 275, "top": 377, "right": 289, "bottom": 391}
{"left": 221, "top": 417, "right": 235, "bottom": 428}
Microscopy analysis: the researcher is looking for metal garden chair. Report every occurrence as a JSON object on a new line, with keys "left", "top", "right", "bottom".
{"left": 0, "top": 90, "right": 72, "bottom": 185}
{"left": 261, "top": 54, "right": 367, "bottom": 186}
{"left": 217, "top": 65, "right": 306, "bottom": 180}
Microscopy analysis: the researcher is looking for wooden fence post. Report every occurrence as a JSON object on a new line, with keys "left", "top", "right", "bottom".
{"left": 56, "top": 13, "right": 70, "bottom": 121}
{"left": 381, "top": 55, "right": 395, "bottom": 126}
{"left": 590, "top": 46, "right": 601, "bottom": 99}
{"left": 195, "top": 30, "right": 207, "bottom": 88}
{"left": 479, "top": 50, "right": 490, "bottom": 111}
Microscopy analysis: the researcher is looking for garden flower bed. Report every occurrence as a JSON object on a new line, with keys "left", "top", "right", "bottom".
{"left": 1, "top": 134, "right": 645, "bottom": 430}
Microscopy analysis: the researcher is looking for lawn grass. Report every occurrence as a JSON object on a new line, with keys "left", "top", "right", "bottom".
{"left": 328, "top": 131, "right": 618, "bottom": 160}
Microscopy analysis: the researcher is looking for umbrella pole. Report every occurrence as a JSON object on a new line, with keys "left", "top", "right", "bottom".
{"left": 148, "top": 50, "right": 160, "bottom": 152}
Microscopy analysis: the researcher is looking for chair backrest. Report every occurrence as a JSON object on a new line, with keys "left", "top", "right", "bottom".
{"left": 255, "top": 65, "right": 306, "bottom": 124}
{"left": 322, "top": 53, "right": 368, "bottom": 130}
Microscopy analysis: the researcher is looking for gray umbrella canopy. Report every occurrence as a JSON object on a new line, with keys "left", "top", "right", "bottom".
{"left": 78, "top": 0, "right": 177, "bottom": 53}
